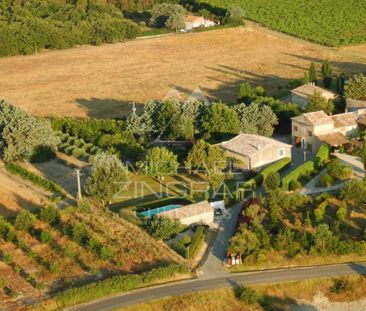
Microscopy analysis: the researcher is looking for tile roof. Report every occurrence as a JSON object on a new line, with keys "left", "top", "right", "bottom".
{"left": 291, "top": 83, "right": 337, "bottom": 100}
{"left": 317, "top": 132, "right": 348, "bottom": 146}
{"left": 292, "top": 111, "right": 333, "bottom": 126}
{"left": 331, "top": 112, "right": 358, "bottom": 128}
{"left": 159, "top": 201, "right": 212, "bottom": 220}
{"left": 184, "top": 15, "right": 205, "bottom": 23}
{"left": 219, "top": 134, "right": 290, "bottom": 157}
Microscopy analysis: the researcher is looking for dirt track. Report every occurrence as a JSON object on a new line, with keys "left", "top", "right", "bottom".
{"left": 1, "top": 24, "right": 366, "bottom": 118}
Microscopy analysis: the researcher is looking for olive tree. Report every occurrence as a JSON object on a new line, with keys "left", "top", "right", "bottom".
{"left": 149, "top": 3, "right": 186, "bottom": 30}
{"left": 345, "top": 74, "right": 366, "bottom": 101}
{"left": 235, "top": 102, "right": 278, "bottom": 137}
{"left": 137, "top": 147, "right": 179, "bottom": 179}
{"left": 0, "top": 100, "right": 59, "bottom": 161}
{"left": 84, "top": 153, "right": 129, "bottom": 204}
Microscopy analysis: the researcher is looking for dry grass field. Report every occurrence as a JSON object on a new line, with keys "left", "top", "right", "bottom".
{"left": 1, "top": 24, "right": 366, "bottom": 118}
{"left": 0, "top": 161, "right": 51, "bottom": 217}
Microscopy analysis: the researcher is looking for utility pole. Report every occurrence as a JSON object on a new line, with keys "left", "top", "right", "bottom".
{"left": 304, "top": 150, "right": 307, "bottom": 162}
{"left": 76, "top": 169, "right": 82, "bottom": 200}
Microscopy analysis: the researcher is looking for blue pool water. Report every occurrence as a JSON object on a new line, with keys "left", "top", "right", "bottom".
{"left": 140, "top": 204, "right": 182, "bottom": 217}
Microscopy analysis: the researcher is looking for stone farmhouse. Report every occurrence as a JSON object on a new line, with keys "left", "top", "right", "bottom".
{"left": 291, "top": 109, "right": 366, "bottom": 152}
{"left": 291, "top": 83, "right": 338, "bottom": 108}
{"left": 183, "top": 15, "right": 216, "bottom": 31}
{"left": 218, "top": 134, "right": 292, "bottom": 171}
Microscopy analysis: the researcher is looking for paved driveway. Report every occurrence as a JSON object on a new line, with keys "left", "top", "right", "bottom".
{"left": 200, "top": 203, "right": 242, "bottom": 278}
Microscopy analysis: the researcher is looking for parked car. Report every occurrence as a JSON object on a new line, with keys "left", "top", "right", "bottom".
{"left": 214, "top": 208, "right": 223, "bottom": 216}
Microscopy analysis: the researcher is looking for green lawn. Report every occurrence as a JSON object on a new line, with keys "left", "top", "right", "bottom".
{"left": 200, "top": 0, "right": 366, "bottom": 46}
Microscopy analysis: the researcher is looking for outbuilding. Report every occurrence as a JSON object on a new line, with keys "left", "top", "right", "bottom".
{"left": 291, "top": 83, "right": 337, "bottom": 108}
{"left": 158, "top": 200, "right": 214, "bottom": 226}
{"left": 218, "top": 134, "right": 292, "bottom": 171}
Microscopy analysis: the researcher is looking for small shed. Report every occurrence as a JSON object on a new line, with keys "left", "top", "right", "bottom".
{"left": 158, "top": 201, "right": 214, "bottom": 226}
{"left": 291, "top": 83, "right": 337, "bottom": 108}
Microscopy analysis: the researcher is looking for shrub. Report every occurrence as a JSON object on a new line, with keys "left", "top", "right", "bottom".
{"left": 14, "top": 210, "right": 36, "bottom": 232}
{"left": 66, "top": 137, "right": 76, "bottom": 145}
{"left": 314, "top": 201, "right": 328, "bottom": 223}
{"left": 313, "top": 144, "right": 330, "bottom": 167}
{"left": 100, "top": 246, "right": 114, "bottom": 261}
{"left": 239, "top": 286, "right": 258, "bottom": 304}
{"left": 225, "top": 6, "right": 245, "bottom": 25}
{"left": 72, "top": 148, "right": 86, "bottom": 159}
{"left": 235, "top": 157, "right": 291, "bottom": 199}
{"left": 143, "top": 216, "right": 184, "bottom": 240}
{"left": 328, "top": 159, "right": 353, "bottom": 180}
{"left": 74, "top": 138, "right": 85, "bottom": 148}
{"left": 181, "top": 235, "right": 192, "bottom": 246}
{"left": 289, "top": 180, "right": 302, "bottom": 191}
{"left": 283, "top": 144, "right": 330, "bottom": 190}
{"left": 58, "top": 143, "right": 69, "bottom": 152}
{"left": 64, "top": 245, "right": 75, "bottom": 259}
{"left": 64, "top": 146, "right": 75, "bottom": 155}
{"left": 320, "top": 174, "right": 334, "bottom": 187}
{"left": 30, "top": 145, "right": 56, "bottom": 163}
{"left": 172, "top": 241, "right": 186, "bottom": 256}
{"left": 185, "top": 226, "right": 205, "bottom": 259}
{"left": 71, "top": 223, "right": 90, "bottom": 245}
{"left": 282, "top": 161, "right": 315, "bottom": 190}
{"left": 87, "top": 238, "right": 102, "bottom": 254}
{"left": 40, "top": 230, "right": 53, "bottom": 244}
{"left": 331, "top": 278, "right": 354, "bottom": 293}
{"left": 56, "top": 264, "right": 188, "bottom": 307}
{"left": 39, "top": 205, "right": 60, "bottom": 225}
{"left": 5, "top": 162, "right": 62, "bottom": 193}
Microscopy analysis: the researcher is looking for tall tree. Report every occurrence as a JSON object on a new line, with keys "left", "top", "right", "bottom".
{"left": 185, "top": 139, "right": 207, "bottom": 172}
{"left": 321, "top": 60, "right": 333, "bottom": 88}
{"left": 0, "top": 100, "right": 59, "bottom": 161}
{"left": 344, "top": 74, "right": 366, "bottom": 101}
{"left": 84, "top": 153, "right": 129, "bottom": 204}
{"left": 360, "top": 140, "right": 366, "bottom": 172}
{"left": 303, "top": 71, "right": 310, "bottom": 84}
{"left": 156, "top": 100, "right": 182, "bottom": 140}
{"left": 201, "top": 103, "right": 240, "bottom": 138}
{"left": 238, "top": 82, "right": 253, "bottom": 104}
{"left": 309, "top": 62, "right": 317, "bottom": 83}
{"left": 149, "top": 3, "right": 186, "bottom": 30}
{"left": 305, "top": 91, "right": 334, "bottom": 114}
{"left": 137, "top": 147, "right": 178, "bottom": 179}
{"left": 235, "top": 103, "right": 278, "bottom": 137}
{"left": 183, "top": 118, "right": 194, "bottom": 141}
{"left": 125, "top": 105, "right": 143, "bottom": 136}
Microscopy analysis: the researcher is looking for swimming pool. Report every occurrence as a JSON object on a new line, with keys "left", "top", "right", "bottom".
{"left": 139, "top": 204, "right": 182, "bottom": 217}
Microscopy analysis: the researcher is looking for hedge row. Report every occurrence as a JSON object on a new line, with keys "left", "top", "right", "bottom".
{"left": 5, "top": 162, "right": 62, "bottom": 194}
{"left": 185, "top": 226, "right": 205, "bottom": 259}
{"left": 282, "top": 144, "right": 330, "bottom": 190}
{"left": 56, "top": 263, "right": 189, "bottom": 307}
{"left": 234, "top": 157, "right": 291, "bottom": 201}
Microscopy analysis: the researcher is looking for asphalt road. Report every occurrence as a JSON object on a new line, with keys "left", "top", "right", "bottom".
{"left": 70, "top": 262, "right": 366, "bottom": 311}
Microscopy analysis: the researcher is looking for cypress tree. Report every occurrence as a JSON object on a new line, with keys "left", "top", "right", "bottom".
{"left": 238, "top": 82, "right": 253, "bottom": 104}
{"left": 303, "top": 72, "right": 310, "bottom": 84}
{"left": 309, "top": 62, "right": 317, "bottom": 83}
{"left": 321, "top": 60, "right": 333, "bottom": 88}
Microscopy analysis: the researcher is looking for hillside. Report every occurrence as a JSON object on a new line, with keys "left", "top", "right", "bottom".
{"left": 0, "top": 179, "right": 182, "bottom": 309}
{"left": 199, "top": 0, "right": 366, "bottom": 46}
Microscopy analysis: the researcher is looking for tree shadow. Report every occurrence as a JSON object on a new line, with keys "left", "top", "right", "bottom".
{"left": 75, "top": 98, "right": 143, "bottom": 119}
{"left": 260, "top": 295, "right": 318, "bottom": 311}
